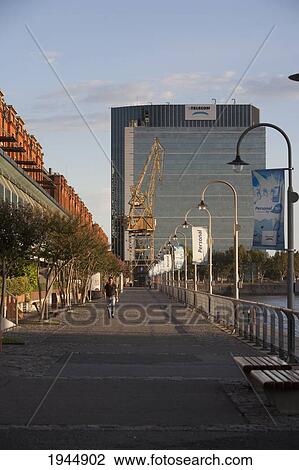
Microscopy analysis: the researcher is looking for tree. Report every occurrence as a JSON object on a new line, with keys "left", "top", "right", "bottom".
{"left": 0, "top": 202, "right": 44, "bottom": 318}
{"left": 238, "top": 245, "right": 251, "bottom": 282}
{"left": 212, "top": 250, "right": 233, "bottom": 282}
{"left": 34, "top": 214, "right": 90, "bottom": 319}
{"left": 248, "top": 249, "right": 269, "bottom": 283}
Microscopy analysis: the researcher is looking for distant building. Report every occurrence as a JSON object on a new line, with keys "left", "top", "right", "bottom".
{"left": 111, "top": 103, "right": 265, "bottom": 258}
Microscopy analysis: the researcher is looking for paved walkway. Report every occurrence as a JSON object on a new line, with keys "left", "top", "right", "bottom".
{"left": 0, "top": 288, "right": 298, "bottom": 449}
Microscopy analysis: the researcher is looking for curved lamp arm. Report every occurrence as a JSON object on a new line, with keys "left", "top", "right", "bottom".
{"left": 236, "top": 122, "right": 292, "bottom": 172}
{"left": 200, "top": 179, "right": 238, "bottom": 226}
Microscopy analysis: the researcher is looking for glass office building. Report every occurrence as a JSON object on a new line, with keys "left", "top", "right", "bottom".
{"left": 111, "top": 104, "right": 265, "bottom": 259}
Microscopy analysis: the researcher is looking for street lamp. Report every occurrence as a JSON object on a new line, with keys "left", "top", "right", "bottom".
{"left": 183, "top": 205, "right": 213, "bottom": 294}
{"left": 197, "top": 204, "right": 213, "bottom": 294}
{"left": 200, "top": 180, "right": 240, "bottom": 299}
{"left": 289, "top": 73, "right": 299, "bottom": 82}
{"left": 228, "top": 122, "right": 298, "bottom": 313}
{"left": 167, "top": 240, "right": 175, "bottom": 286}
{"left": 181, "top": 207, "right": 198, "bottom": 290}
{"left": 173, "top": 227, "right": 188, "bottom": 289}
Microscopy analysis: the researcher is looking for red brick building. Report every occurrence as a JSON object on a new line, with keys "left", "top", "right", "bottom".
{"left": 0, "top": 94, "right": 44, "bottom": 183}
{"left": 0, "top": 90, "right": 108, "bottom": 244}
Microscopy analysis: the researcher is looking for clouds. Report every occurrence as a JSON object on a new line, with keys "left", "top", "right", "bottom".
{"left": 236, "top": 74, "right": 299, "bottom": 99}
{"left": 27, "top": 111, "right": 110, "bottom": 132}
{"left": 30, "top": 50, "right": 61, "bottom": 65}
{"left": 28, "top": 71, "right": 299, "bottom": 133}
{"left": 35, "top": 79, "right": 156, "bottom": 108}
{"left": 36, "top": 70, "right": 299, "bottom": 107}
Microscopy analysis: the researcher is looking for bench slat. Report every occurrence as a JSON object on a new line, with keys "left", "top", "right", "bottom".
{"left": 268, "top": 356, "right": 289, "bottom": 366}
{"left": 278, "top": 370, "right": 299, "bottom": 389}
{"left": 263, "top": 370, "right": 286, "bottom": 386}
{"left": 249, "top": 370, "right": 277, "bottom": 389}
{"left": 234, "top": 355, "right": 291, "bottom": 373}
{"left": 271, "top": 371, "right": 294, "bottom": 389}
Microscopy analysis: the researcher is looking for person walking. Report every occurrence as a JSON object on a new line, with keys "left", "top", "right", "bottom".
{"left": 104, "top": 276, "right": 118, "bottom": 319}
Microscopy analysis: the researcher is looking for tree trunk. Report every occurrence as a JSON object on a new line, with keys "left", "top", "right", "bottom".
{"left": 66, "top": 262, "right": 74, "bottom": 307}
{"left": 82, "top": 275, "right": 91, "bottom": 304}
{"left": 0, "top": 258, "right": 7, "bottom": 319}
{"left": 36, "top": 260, "right": 42, "bottom": 315}
{"left": 59, "top": 269, "right": 66, "bottom": 307}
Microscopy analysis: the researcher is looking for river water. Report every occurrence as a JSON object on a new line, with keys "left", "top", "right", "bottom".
{"left": 242, "top": 295, "right": 299, "bottom": 338}
{"left": 242, "top": 295, "right": 299, "bottom": 311}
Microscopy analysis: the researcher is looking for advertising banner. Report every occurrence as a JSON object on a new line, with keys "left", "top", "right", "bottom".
{"left": 157, "top": 261, "right": 163, "bottom": 275}
{"left": 192, "top": 226, "right": 208, "bottom": 264}
{"left": 252, "top": 169, "right": 285, "bottom": 250}
{"left": 174, "top": 245, "right": 185, "bottom": 270}
{"left": 164, "top": 254, "right": 172, "bottom": 272}
{"left": 185, "top": 104, "right": 216, "bottom": 120}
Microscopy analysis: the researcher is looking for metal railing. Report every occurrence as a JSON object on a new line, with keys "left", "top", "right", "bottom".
{"left": 159, "top": 283, "right": 299, "bottom": 361}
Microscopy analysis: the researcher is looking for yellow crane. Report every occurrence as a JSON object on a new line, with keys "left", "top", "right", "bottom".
{"left": 127, "top": 138, "right": 165, "bottom": 277}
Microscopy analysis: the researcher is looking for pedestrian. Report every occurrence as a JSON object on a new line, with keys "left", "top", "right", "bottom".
{"left": 104, "top": 276, "right": 118, "bottom": 319}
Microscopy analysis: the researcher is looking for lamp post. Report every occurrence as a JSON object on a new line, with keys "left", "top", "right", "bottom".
{"left": 183, "top": 205, "right": 213, "bottom": 294}
{"left": 182, "top": 207, "right": 197, "bottom": 291}
{"left": 228, "top": 122, "right": 298, "bottom": 311}
{"left": 171, "top": 236, "right": 181, "bottom": 287}
{"left": 163, "top": 245, "right": 170, "bottom": 286}
{"left": 200, "top": 180, "right": 239, "bottom": 299}
{"left": 197, "top": 204, "right": 213, "bottom": 294}
{"left": 167, "top": 240, "right": 175, "bottom": 286}
{"left": 173, "top": 227, "right": 188, "bottom": 289}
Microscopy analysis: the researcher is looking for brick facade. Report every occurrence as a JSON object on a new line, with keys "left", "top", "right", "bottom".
{"left": 0, "top": 90, "right": 108, "bottom": 244}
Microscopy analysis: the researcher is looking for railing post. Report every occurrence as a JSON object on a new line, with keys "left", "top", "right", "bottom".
{"left": 270, "top": 309, "right": 276, "bottom": 354}
{"left": 277, "top": 310, "right": 285, "bottom": 359}
{"left": 249, "top": 306, "right": 254, "bottom": 343}
{"left": 255, "top": 306, "right": 262, "bottom": 347}
{"left": 287, "top": 313, "right": 296, "bottom": 362}
{"left": 262, "top": 307, "right": 268, "bottom": 350}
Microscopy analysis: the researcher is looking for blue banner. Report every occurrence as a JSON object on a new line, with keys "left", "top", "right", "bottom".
{"left": 252, "top": 169, "right": 285, "bottom": 250}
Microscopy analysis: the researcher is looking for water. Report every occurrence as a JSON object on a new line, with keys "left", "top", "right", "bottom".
{"left": 242, "top": 295, "right": 299, "bottom": 311}
{"left": 243, "top": 295, "right": 299, "bottom": 337}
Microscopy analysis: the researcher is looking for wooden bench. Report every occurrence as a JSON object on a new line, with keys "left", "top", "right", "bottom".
{"left": 234, "top": 356, "right": 291, "bottom": 374}
{"left": 249, "top": 369, "right": 299, "bottom": 414}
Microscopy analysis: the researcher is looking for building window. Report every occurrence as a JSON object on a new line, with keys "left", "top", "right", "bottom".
{"left": 5, "top": 189, "right": 11, "bottom": 203}
{"left": 12, "top": 191, "right": 18, "bottom": 206}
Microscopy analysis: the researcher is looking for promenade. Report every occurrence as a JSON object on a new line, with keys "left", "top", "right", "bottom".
{"left": 0, "top": 288, "right": 298, "bottom": 449}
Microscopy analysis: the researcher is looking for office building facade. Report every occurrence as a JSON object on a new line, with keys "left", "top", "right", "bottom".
{"left": 111, "top": 104, "right": 265, "bottom": 258}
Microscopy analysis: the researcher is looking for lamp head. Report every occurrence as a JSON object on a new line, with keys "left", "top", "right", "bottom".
{"left": 182, "top": 220, "right": 189, "bottom": 229}
{"left": 173, "top": 234, "right": 177, "bottom": 240}
{"left": 289, "top": 73, "right": 299, "bottom": 82}
{"left": 198, "top": 200, "right": 206, "bottom": 210}
{"left": 227, "top": 154, "right": 249, "bottom": 173}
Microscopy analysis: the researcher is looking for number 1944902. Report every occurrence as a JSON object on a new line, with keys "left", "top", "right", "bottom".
{"left": 48, "top": 454, "right": 105, "bottom": 466}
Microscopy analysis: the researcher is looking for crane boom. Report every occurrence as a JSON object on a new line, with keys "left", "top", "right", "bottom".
{"left": 126, "top": 137, "right": 165, "bottom": 283}
{"left": 127, "top": 137, "right": 164, "bottom": 232}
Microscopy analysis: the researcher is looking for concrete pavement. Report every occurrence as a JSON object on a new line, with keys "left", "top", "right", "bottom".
{"left": 0, "top": 287, "right": 298, "bottom": 449}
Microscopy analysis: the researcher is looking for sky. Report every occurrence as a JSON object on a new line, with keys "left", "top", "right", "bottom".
{"left": 0, "top": 0, "right": 299, "bottom": 245}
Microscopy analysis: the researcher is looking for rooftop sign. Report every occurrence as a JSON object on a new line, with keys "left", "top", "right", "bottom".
{"left": 185, "top": 104, "right": 216, "bottom": 120}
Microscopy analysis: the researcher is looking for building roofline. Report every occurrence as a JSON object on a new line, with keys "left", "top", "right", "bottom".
{"left": 0, "top": 148, "right": 68, "bottom": 215}
{"left": 111, "top": 103, "right": 260, "bottom": 110}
